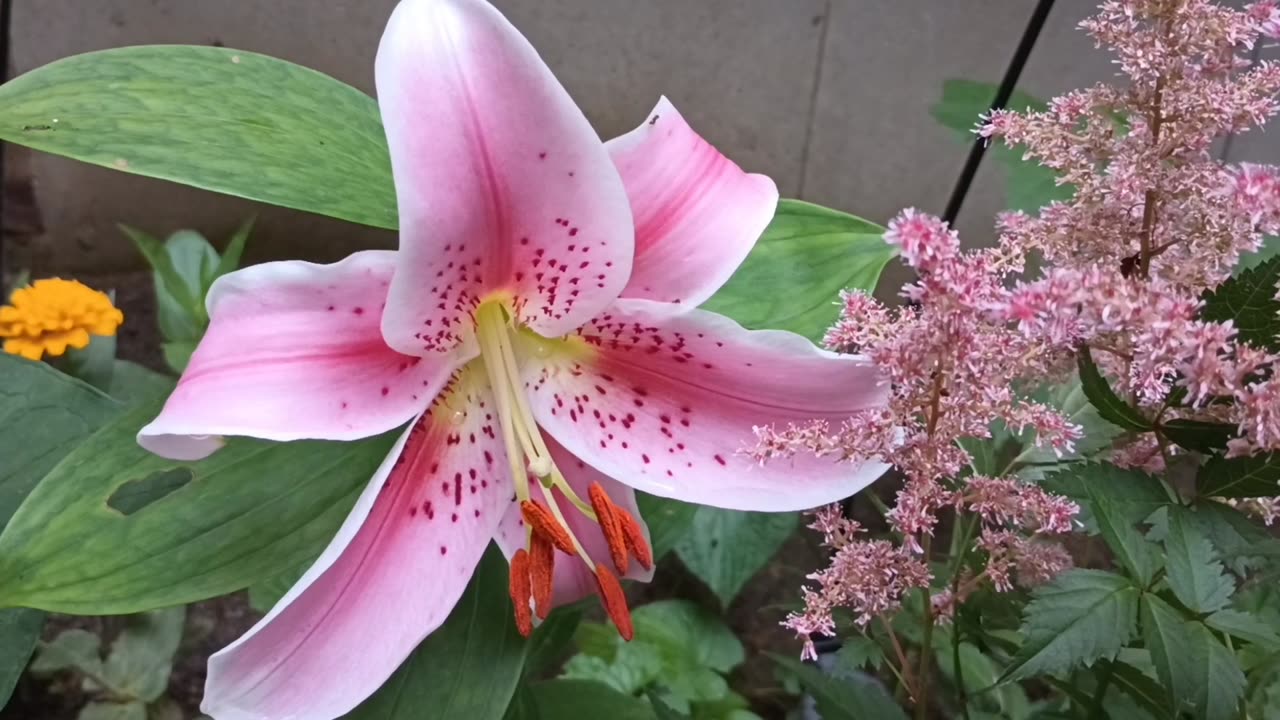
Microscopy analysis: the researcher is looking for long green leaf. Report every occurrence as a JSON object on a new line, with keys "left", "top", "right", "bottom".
{"left": 1076, "top": 348, "right": 1152, "bottom": 432}
{"left": 1197, "top": 452, "right": 1280, "bottom": 499}
{"left": 0, "top": 400, "right": 395, "bottom": 612}
{"left": 700, "top": 200, "right": 895, "bottom": 342}
{"left": 345, "top": 547, "right": 527, "bottom": 720}
{"left": 0, "top": 46, "right": 395, "bottom": 229}
{"left": 673, "top": 507, "right": 797, "bottom": 607}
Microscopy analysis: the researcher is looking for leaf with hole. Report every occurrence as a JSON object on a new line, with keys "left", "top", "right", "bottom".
{"left": 1000, "top": 569, "right": 1140, "bottom": 682}
{"left": 0, "top": 46, "right": 395, "bottom": 228}
{"left": 674, "top": 507, "right": 797, "bottom": 606}
{"left": 346, "top": 547, "right": 527, "bottom": 720}
{"left": 700, "top": 200, "right": 895, "bottom": 342}
{"left": 0, "top": 399, "right": 396, "bottom": 613}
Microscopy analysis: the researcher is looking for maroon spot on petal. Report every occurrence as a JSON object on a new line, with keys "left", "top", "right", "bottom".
{"left": 715, "top": 454, "right": 727, "bottom": 466}
{"left": 353, "top": 307, "right": 365, "bottom": 315}
{"left": 440, "top": 545, "right": 448, "bottom": 555}
{"left": 642, "top": 454, "right": 651, "bottom": 464}
{"left": 381, "top": 386, "right": 389, "bottom": 396}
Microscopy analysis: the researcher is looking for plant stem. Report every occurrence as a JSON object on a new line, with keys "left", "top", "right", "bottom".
{"left": 1087, "top": 662, "right": 1115, "bottom": 718}
{"left": 880, "top": 616, "right": 916, "bottom": 696}
{"left": 915, "top": 533, "right": 935, "bottom": 720}
{"left": 951, "top": 569, "right": 972, "bottom": 720}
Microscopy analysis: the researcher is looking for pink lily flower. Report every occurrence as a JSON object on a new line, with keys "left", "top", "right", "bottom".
{"left": 137, "top": 0, "right": 888, "bottom": 717}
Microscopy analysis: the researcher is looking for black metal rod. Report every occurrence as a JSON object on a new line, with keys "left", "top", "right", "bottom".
{"left": 941, "top": 0, "right": 1057, "bottom": 226}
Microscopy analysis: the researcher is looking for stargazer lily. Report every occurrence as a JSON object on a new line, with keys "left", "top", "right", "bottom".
{"left": 137, "top": 0, "right": 888, "bottom": 717}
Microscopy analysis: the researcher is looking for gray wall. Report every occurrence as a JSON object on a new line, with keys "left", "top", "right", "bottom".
{"left": 6, "top": 1, "right": 1278, "bottom": 275}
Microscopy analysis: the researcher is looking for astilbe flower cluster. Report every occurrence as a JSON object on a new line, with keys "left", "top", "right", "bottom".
{"left": 773, "top": 211, "right": 1081, "bottom": 656}
{"left": 776, "top": 0, "right": 1280, "bottom": 657}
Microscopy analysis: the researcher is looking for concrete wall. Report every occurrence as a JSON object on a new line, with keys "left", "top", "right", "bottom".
{"left": 5, "top": 1, "right": 1278, "bottom": 275}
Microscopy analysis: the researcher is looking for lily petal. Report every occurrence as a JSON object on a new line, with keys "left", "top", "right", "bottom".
{"left": 608, "top": 97, "right": 778, "bottom": 307}
{"left": 203, "top": 368, "right": 514, "bottom": 720}
{"left": 527, "top": 299, "right": 890, "bottom": 511}
{"left": 376, "top": 0, "right": 633, "bottom": 355}
{"left": 493, "top": 434, "right": 654, "bottom": 606}
{"left": 138, "top": 251, "right": 465, "bottom": 461}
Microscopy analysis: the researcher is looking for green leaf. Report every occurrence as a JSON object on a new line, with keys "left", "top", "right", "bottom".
{"left": 120, "top": 226, "right": 203, "bottom": 341}
{"left": 648, "top": 693, "right": 690, "bottom": 720}
{"left": 562, "top": 643, "right": 664, "bottom": 695}
{"left": 1205, "top": 609, "right": 1280, "bottom": 650}
{"left": 931, "top": 79, "right": 1073, "bottom": 213}
{"left": 634, "top": 493, "right": 698, "bottom": 560}
{"left": 1161, "top": 419, "right": 1237, "bottom": 455}
{"left": 1040, "top": 463, "right": 1168, "bottom": 583}
{"left": 502, "top": 687, "right": 542, "bottom": 720}
{"left": 1076, "top": 348, "right": 1152, "bottom": 432}
{"left": 1187, "top": 500, "right": 1273, "bottom": 575}
{"left": 1001, "top": 569, "right": 1140, "bottom": 681}
{"left": 78, "top": 701, "right": 146, "bottom": 720}
{"left": 1164, "top": 506, "right": 1234, "bottom": 613}
{"left": 632, "top": 601, "right": 744, "bottom": 675}
{"left": 1107, "top": 660, "right": 1173, "bottom": 720}
{"left": 0, "top": 354, "right": 121, "bottom": 706}
{"left": 30, "top": 628, "right": 103, "bottom": 675}
{"left": 213, "top": 217, "right": 254, "bottom": 282}
{"left": 1197, "top": 452, "right": 1280, "bottom": 499}
{"left": 102, "top": 607, "right": 185, "bottom": 702}
{"left": 108, "top": 361, "right": 175, "bottom": 407}
{"left": 673, "top": 507, "right": 797, "bottom": 606}
{"left": 833, "top": 635, "right": 883, "bottom": 674}
{"left": 1142, "top": 595, "right": 1244, "bottom": 720}
{"left": 247, "top": 563, "right": 307, "bottom": 614}
{"left": 772, "top": 655, "right": 907, "bottom": 720}
{"left": 1201, "top": 255, "right": 1280, "bottom": 351}
{"left": 524, "top": 606, "right": 583, "bottom": 677}
{"left": 934, "top": 640, "right": 1030, "bottom": 718}
{"left": 0, "top": 400, "right": 396, "bottom": 613}
{"left": 346, "top": 547, "right": 527, "bottom": 720}
{"left": 528, "top": 680, "right": 656, "bottom": 720}
{"left": 55, "top": 333, "right": 117, "bottom": 393}
{"left": 160, "top": 341, "right": 198, "bottom": 374}
{"left": 0, "top": 608, "right": 42, "bottom": 707}
{"left": 700, "top": 200, "right": 895, "bottom": 342}
{"left": 160, "top": 230, "right": 221, "bottom": 325}
{"left": 0, "top": 46, "right": 395, "bottom": 229}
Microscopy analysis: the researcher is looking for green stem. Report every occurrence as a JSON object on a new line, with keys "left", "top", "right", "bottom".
{"left": 914, "top": 534, "right": 935, "bottom": 720}
{"left": 1087, "top": 662, "right": 1115, "bottom": 719}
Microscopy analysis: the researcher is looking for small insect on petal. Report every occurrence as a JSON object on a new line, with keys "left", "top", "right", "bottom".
{"left": 530, "top": 533, "right": 555, "bottom": 619}
{"left": 520, "top": 500, "right": 577, "bottom": 554}
{"left": 588, "top": 482, "right": 629, "bottom": 573}
{"left": 616, "top": 508, "right": 653, "bottom": 571}
{"left": 594, "top": 563, "right": 633, "bottom": 641}
{"left": 509, "top": 549, "right": 533, "bottom": 638}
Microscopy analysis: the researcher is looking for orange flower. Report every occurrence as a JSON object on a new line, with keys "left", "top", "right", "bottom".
{"left": 0, "top": 279, "right": 123, "bottom": 360}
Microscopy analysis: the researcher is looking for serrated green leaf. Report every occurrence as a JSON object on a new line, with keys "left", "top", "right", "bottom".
{"left": 1187, "top": 500, "right": 1273, "bottom": 575}
{"left": 772, "top": 655, "right": 907, "bottom": 720}
{"left": 1040, "top": 463, "right": 1168, "bottom": 583}
{"left": 700, "top": 200, "right": 895, "bottom": 342}
{"left": 0, "top": 46, "right": 395, "bottom": 229}
{"left": 631, "top": 601, "right": 743, "bottom": 674}
{"left": 1198, "top": 452, "right": 1280, "bottom": 499}
{"left": 674, "top": 507, "right": 797, "bottom": 606}
{"left": 346, "top": 547, "right": 527, "bottom": 720}
{"left": 562, "top": 645, "right": 664, "bottom": 695}
{"left": 102, "top": 607, "right": 185, "bottom": 702}
{"left": 528, "top": 680, "right": 656, "bottom": 720}
{"left": 0, "top": 399, "right": 395, "bottom": 613}
{"left": 648, "top": 693, "right": 690, "bottom": 720}
{"left": 1161, "top": 419, "right": 1237, "bottom": 454}
{"left": 1164, "top": 507, "right": 1235, "bottom": 613}
{"left": 1205, "top": 609, "right": 1280, "bottom": 650}
{"left": 634, "top": 493, "right": 697, "bottom": 561}
{"left": 1107, "top": 660, "right": 1172, "bottom": 720}
{"left": 1142, "top": 594, "right": 1246, "bottom": 720}
{"left": 834, "top": 636, "right": 883, "bottom": 674}
{"left": 1234, "top": 235, "right": 1280, "bottom": 275}
{"left": 1001, "top": 569, "right": 1139, "bottom": 681}
{"left": 1201, "top": 255, "right": 1280, "bottom": 351}
{"left": 1076, "top": 348, "right": 1152, "bottom": 432}
{"left": 931, "top": 79, "right": 1073, "bottom": 213}
{"left": 30, "top": 628, "right": 102, "bottom": 675}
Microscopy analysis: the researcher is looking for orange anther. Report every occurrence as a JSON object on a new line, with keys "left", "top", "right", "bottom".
{"left": 529, "top": 533, "right": 555, "bottom": 619}
{"left": 508, "top": 549, "right": 533, "bottom": 638}
{"left": 520, "top": 500, "right": 576, "bottom": 554}
{"left": 588, "top": 482, "right": 629, "bottom": 573}
{"left": 593, "top": 562, "right": 634, "bottom": 641}
{"left": 617, "top": 508, "right": 653, "bottom": 571}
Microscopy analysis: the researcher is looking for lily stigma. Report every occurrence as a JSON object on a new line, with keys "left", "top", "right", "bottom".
{"left": 134, "top": 0, "right": 890, "bottom": 717}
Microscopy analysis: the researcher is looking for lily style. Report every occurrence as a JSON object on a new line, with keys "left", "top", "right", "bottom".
{"left": 136, "top": 0, "right": 888, "bottom": 717}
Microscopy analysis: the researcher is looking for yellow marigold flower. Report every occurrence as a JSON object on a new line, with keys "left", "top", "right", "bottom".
{"left": 0, "top": 278, "right": 124, "bottom": 361}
